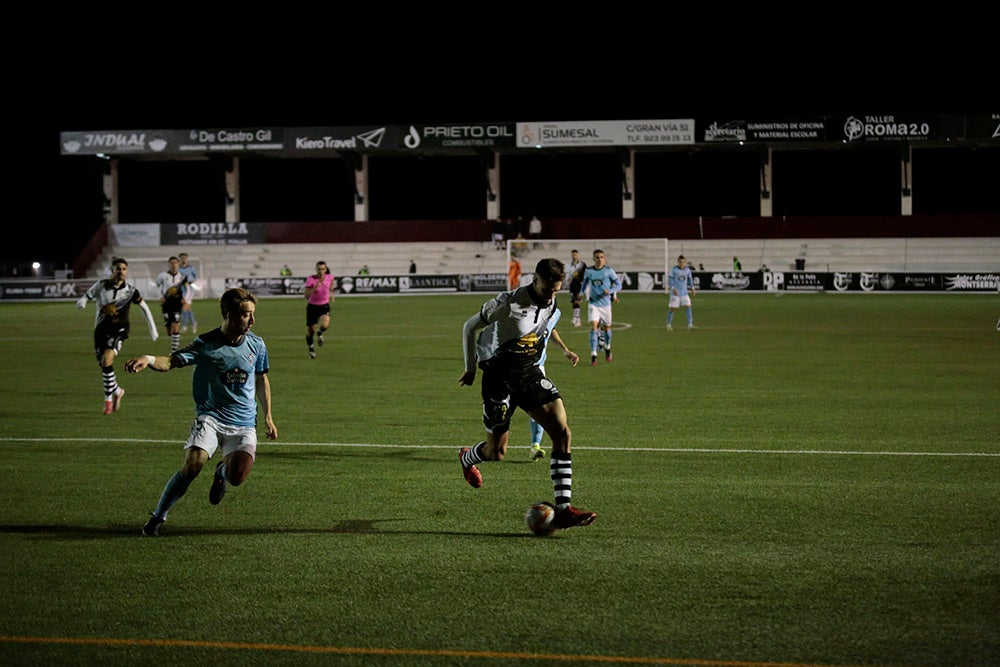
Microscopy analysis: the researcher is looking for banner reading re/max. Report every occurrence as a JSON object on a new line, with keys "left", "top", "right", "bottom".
{"left": 222, "top": 273, "right": 509, "bottom": 296}
{"left": 4, "top": 271, "right": 996, "bottom": 301}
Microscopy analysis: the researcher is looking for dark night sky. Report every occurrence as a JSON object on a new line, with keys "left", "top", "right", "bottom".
{"left": 9, "top": 28, "right": 994, "bottom": 268}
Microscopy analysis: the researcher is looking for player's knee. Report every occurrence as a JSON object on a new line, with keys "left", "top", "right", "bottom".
{"left": 181, "top": 460, "right": 205, "bottom": 477}
{"left": 550, "top": 423, "right": 571, "bottom": 446}
{"left": 228, "top": 455, "right": 254, "bottom": 484}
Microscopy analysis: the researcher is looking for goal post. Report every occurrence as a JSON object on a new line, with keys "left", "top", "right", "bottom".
{"left": 506, "top": 238, "right": 670, "bottom": 292}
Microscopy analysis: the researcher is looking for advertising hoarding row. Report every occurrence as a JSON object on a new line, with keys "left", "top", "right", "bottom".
{"left": 60, "top": 114, "right": 1000, "bottom": 157}
{"left": 221, "top": 274, "right": 510, "bottom": 296}
{"left": 4, "top": 272, "right": 995, "bottom": 301}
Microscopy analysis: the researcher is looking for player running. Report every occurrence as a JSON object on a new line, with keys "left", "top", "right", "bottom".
{"left": 583, "top": 249, "right": 621, "bottom": 366}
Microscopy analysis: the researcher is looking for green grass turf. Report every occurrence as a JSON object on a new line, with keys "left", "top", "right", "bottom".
{"left": 1, "top": 293, "right": 998, "bottom": 666}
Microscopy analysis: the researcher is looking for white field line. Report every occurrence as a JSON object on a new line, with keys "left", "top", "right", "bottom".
{"left": 0, "top": 437, "right": 997, "bottom": 457}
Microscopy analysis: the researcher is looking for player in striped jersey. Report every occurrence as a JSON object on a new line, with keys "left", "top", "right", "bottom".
{"left": 155, "top": 256, "right": 186, "bottom": 352}
{"left": 458, "top": 258, "right": 596, "bottom": 530}
{"left": 76, "top": 257, "right": 158, "bottom": 415}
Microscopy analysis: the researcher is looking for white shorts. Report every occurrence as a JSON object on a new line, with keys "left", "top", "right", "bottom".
{"left": 587, "top": 303, "right": 613, "bottom": 327}
{"left": 669, "top": 294, "right": 692, "bottom": 308}
{"left": 185, "top": 414, "right": 258, "bottom": 461}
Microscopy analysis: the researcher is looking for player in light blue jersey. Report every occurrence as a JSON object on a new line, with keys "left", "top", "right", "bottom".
{"left": 527, "top": 307, "right": 579, "bottom": 460}
{"left": 666, "top": 254, "right": 696, "bottom": 330}
{"left": 127, "top": 287, "right": 278, "bottom": 537}
{"left": 583, "top": 249, "right": 622, "bottom": 366}
{"left": 567, "top": 249, "right": 587, "bottom": 326}
{"left": 177, "top": 252, "right": 199, "bottom": 334}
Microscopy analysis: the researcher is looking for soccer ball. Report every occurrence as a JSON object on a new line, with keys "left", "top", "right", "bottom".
{"left": 524, "top": 501, "right": 557, "bottom": 536}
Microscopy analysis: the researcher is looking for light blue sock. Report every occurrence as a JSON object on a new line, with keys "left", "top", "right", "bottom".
{"left": 604, "top": 330, "right": 612, "bottom": 349}
{"left": 667, "top": 311, "right": 674, "bottom": 325}
{"left": 687, "top": 308, "right": 693, "bottom": 326}
{"left": 589, "top": 330, "right": 599, "bottom": 353}
{"left": 529, "top": 419, "right": 544, "bottom": 446}
{"left": 153, "top": 469, "right": 196, "bottom": 519}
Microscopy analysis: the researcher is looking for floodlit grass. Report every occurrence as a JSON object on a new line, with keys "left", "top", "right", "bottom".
{"left": 1, "top": 293, "right": 998, "bottom": 666}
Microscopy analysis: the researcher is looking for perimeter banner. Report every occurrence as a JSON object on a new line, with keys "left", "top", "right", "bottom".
{"left": 60, "top": 128, "right": 285, "bottom": 155}
{"left": 6, "top": 272, "right": 996, "bottom": 301}
{"left": 699, "top": 118, "right": 828, "bottom": 143}
{"left": 400, "top": 124, "right": 516, "bottom": 150}
{"left": 109, "top": 223, "right": 161, "bottom": 246}
{"left": 224, "top": 277, "right": 306, "bottom": 296}
{"left": 685, "top": 271, "right": 1000, "bottom": 292}
{"left": 966, "top": 113, "right": 1000, "bottom": 143}
{"left": 288, "top": 126, "right": 400, "bottom": 153}
{"left": 162, "top": 222, "right": 265, "bottom": 245}
{"left": 223, "top": 273, "right": 510, "bottom": 296}
{"left": 828, "top": 272, "right": 1000, "bottom": 292}
{"left": 834, "top": 114, "right": 938, "bottom": 143}
{"left": 516, "top": 120, "right": 694, "bottom": 148}
{"left": 0, "top": 279, "right": 92, "bottom": 300}
{"left": 630, "top": 271, "right": 999, "bottom": 292}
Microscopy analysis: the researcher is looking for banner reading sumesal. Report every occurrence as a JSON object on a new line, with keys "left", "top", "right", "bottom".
{"left": 516, "top": 120, "right": 694, "bottom": 148}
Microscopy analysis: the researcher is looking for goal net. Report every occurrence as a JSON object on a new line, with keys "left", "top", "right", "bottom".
{"left": 125, "top": 256, "right": 210, "bottom": 299}
{"left": 506, "top": 238, "right": 670, "bottom": 293}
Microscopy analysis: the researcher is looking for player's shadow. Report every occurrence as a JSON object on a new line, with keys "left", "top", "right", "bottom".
{"left": 265, "top": 448, "right": 441, "bottom": 462}
{"left": 0, "top": 522, "right": 548, "bottom": 540}
{"left": 264, "top": 449, "right": 544, "bottom": 465}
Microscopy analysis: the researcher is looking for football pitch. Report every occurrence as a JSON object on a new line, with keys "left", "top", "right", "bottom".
{"left": 1, "top": 292, "right": 998, "bottom": 666}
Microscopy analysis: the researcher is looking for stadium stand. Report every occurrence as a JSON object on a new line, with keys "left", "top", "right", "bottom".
{"left": 88, "top": 236, "right": 1000, "bottom": 298}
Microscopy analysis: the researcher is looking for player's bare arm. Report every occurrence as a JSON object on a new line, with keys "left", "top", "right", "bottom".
{"left": 256, "top": 373, "right": 278, "bottom": 440}
{"left": 125, "top": 355, "right": 179, "bottom": 373}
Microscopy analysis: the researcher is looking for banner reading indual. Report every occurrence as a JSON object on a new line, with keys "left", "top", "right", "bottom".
{"left": 61, "top": 128, "right": 285, "bottom": 155}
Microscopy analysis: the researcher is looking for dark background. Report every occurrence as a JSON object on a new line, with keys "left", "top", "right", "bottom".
{"left": 9, "top": 27, "right": 996, "bottom": 274}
